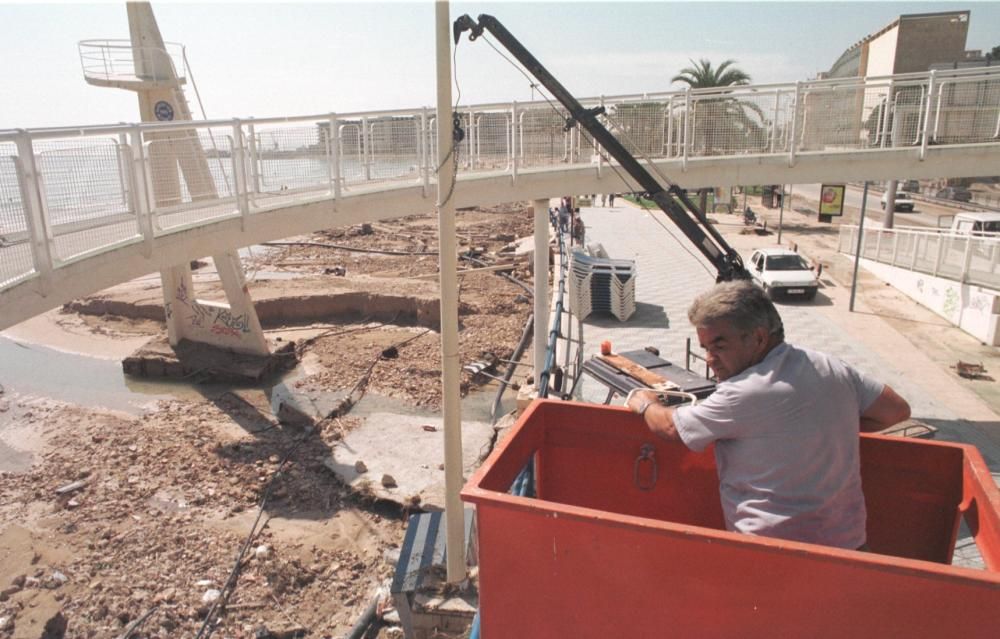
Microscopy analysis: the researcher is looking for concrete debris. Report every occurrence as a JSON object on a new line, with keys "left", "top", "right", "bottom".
{"left": 354, "top": 460, "right": 368, "bottom": 474}
{"left": 201, "top": 588, "right": 222, "bottom": 604}
{"left": 54, "top": 479, "right": 88, "bottom": 495}
{"left": 381, "top": 474, "right": 398, "bottom": 489}
{"left": 255, "top": 545, "right": 271, "bottom": 560}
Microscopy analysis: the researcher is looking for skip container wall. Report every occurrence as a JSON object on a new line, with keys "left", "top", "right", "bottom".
{"left": 461, "top": 400, "right": 1000, "bottom": 638}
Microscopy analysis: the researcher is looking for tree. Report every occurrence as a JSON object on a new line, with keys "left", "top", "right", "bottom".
{"left": 986, "top": 44, "right": 1000, "bottom": 61}
{"left": 671, "top": 59, "right": 760, "bottom": 213}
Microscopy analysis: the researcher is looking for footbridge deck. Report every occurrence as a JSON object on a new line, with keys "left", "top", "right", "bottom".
{"left": 2, "top": 67, "right": 1000, "bottom": 329}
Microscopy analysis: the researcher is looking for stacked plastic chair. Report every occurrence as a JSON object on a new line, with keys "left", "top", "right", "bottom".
{"left": 569, "top": 245, "right": 636, "bottom": 322}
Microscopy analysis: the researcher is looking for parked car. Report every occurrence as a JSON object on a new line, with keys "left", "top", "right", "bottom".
{"left": 880, "top": 191, "right": 914, "bottom": 212}
{"left": 936, "top": 186, "right": 973, "bottom": 202}
{"left": 747, "top": 248, "right": 819, "bottom": 301}
{"left": 900, "top": 179, "right": 920, "bottom": 193}
{"left": 949, "top": 212, "right": 1000, "bottom": 236}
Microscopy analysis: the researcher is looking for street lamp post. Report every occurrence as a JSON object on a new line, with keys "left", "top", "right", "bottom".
{"left": 849, "top": 182, "right": 869, "bottom": 313}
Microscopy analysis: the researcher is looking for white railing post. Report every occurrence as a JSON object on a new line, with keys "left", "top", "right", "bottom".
{"left": 879, "top": 82, "right": 894, "bottom": 148}
{"left": 911, "top": 234, "right": 920, "bottom": 271}
{"left": 891, "top": 232, "right": 900, "bottom": 266}
{"left": 920, "top": 70, "right": 937, "bottom": 160}
{"left": 597, "top": 95, "right": 605, "bottom": 174}
{"left": 361, "top": 116, "right": 372, "bottom": 181}
{"left": 769, "top": 90, "right": 781, "bottom": 153}
{"left": 231, "top": 119, "right": 250, "bottom": 227}
{"left": 419, "top": 108, "right": 429, "bottom": 195}
{"left": 961, "top": 236, "right": 974, "bottom": 283}
{"left": 13, "top": 131, "right": 55, "bottom": 290}
{"left": 330, "top": 114, "right": 342, "bottom": 202}
{"left": 875, "top": 229, "right": 883, "bottom": 263}
{"left": 933, "top": 235, "right": 945, "bottom": 276}
{"left": 682, "top": 87, "right": 690, "bottom": 172}
{"left": 666, "top": 95, "right": 674, "bottom": 158}
{"left": 788, "top": 81, "right": 802, "bottom": 167}
{"left": 128, "top": 125, "right": 154, "bottom": 257}
{"left": 247, "top": 119, "right": 260, "bottom": 196}
{"left": 511, "top": 100, "right": 519, "bottom": 181}
{"left": 116, "top": 131, "right": 130, "bottom": 207}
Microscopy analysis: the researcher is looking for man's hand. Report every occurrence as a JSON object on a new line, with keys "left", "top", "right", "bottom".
{"left": 626, "top": 389, "right": 682, "bottom": 442}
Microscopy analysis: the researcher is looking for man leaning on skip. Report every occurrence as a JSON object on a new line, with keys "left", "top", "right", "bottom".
{"left": 627, "top": 280, "right": 911, "bottom": 551}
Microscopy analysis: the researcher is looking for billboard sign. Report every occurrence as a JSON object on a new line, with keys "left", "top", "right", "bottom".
{"left": 819, "top": 184, "right": 845, "bottom": 217}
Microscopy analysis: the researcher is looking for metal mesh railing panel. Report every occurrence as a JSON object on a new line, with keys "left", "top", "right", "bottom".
{"left": 518, "top": 106, "right": 570, "bottom": 168}
{"left": 147, "top": 128, "right": 238, "bottom": 231}
{"left": 471, "top": 110, "right": 511, "bottom": 172}
{"left": 368, "top": 117, "right": 421, "bottom": 182}
{"left": 0, "top": 148, "right": 35, "bottom": 289}
{"left": 932, "top": 76, "right": 1000, "bottom": 144}
{"left": 967, "top": 241, "right": 1000, "bottom": 289}
{"left": 687, "top": 93, "right": 771, "bottom": 157}
{"left": 798, "top": 83, "right": 900, "bottom": 152}
{"left": 605, "top": 100, "right": 668, "bottom": 159}
{"left": 33, "top": 138, "right": 141, "bottom": 262}
{"left": 252, "top": 124, "right": 329, "bottom": 195}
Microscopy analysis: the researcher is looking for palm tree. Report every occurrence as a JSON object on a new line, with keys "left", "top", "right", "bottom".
{"left": 671, "top": 58, "right": 751, "bottom": 90}
{"left": 671, "top": 59, "right": 760, "bottom": 214}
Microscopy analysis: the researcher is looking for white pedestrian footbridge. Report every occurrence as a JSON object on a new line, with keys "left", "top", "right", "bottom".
{"left": 2, "top": 67, "right": 1000, "bottom": 331}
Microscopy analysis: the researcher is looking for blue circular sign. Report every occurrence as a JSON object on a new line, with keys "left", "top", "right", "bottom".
{"left": 154, "top": 100, "right": 174, "bottom": 121}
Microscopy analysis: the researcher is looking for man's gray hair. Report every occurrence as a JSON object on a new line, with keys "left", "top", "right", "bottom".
{"left": 687, "top": 281, "right": 784, "bottom": 341}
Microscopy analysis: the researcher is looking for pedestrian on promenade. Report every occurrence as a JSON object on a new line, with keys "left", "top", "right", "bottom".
{"left": 608, "top": 193, "right": 616, "bottom": 207}
{"left": 627, "top": 281, "right": 911, "bottom": 550}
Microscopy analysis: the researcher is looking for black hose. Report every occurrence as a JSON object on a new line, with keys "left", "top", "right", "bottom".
{"left": 490, "top": 313, "right": 533, "bottom": 424}
{"left": 344, "top": 592, "right": 380, "bottom": 639}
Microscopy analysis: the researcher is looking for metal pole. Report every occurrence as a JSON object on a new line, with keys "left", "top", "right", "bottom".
{"left": 533, "top": 199, "right": 550, "bottom": 388}
{"left": 849, "top": 182, "right": 869, "bottom": 312}
{"left": 435, "top": 0, "right": 465, "bottom": 585}
{"left": 777, "top": 184, "right": 786, "bottom": 245}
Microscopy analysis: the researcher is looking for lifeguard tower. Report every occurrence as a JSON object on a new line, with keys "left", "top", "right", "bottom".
{"left": 79, "top": 2, "right": 268, "bottom": 356}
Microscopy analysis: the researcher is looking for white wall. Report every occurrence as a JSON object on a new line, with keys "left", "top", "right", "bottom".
{"left": 866, "top": 26, "right": 899, "bottom": 76}
{"left": 861, "top": 258, "right": 1000, "bottom": 345}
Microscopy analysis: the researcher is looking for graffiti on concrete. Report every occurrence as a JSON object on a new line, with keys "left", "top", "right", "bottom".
{"left": 189, "top": 302, "right": 213, "bottom": 328}
{"left": 213, "top": 309, "right": 250, "bottom": 334}
{"left": 211, "top": 324, "right": 242, "bottom": 338}
{"left": 175, "top": 281, "right": 190, "bottom": 304}
{"left": 942, "top": 287, "right": 959, "bottom": 317}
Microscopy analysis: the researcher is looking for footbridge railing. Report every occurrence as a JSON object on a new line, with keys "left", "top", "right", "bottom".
{"left": 3, "top": 66, "right": 1000, "bottom": 297}
{"left": 838, "top": 224, "right": 1000, "bottom": 291}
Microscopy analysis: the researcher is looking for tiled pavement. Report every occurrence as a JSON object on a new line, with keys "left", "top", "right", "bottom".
{"left": 575, "top": 200, "right": 1000, "bottom": 569}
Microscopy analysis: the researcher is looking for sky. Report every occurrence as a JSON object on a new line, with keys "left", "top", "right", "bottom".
{"left": 1, "top": 1, "right": 998, "bottom": 129}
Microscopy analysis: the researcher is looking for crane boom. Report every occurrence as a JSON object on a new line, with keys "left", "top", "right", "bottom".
{"left": 454, "top": 13, "right": 750, "bottom": 282}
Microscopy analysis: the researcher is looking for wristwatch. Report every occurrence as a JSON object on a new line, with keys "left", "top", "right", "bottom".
{"left": 637, "top": 399, "right": 653, "bottom": 417}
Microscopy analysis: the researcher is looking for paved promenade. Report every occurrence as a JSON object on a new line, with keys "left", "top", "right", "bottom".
{"left": 575, "top": 198, "right": 1000, "bottom": 568}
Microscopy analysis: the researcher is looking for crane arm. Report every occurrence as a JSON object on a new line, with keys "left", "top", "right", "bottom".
{"left": 454, "top": 13, "right": 749, "bottom": 282}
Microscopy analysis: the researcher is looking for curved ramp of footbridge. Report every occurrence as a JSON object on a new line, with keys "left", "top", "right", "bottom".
{"left": 2, "top": 67, "right": 1000, "bottom": 330}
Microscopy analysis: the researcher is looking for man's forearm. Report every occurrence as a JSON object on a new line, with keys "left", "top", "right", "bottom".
{"left": 627, "top": 390, "right": 682, "bottom": 441}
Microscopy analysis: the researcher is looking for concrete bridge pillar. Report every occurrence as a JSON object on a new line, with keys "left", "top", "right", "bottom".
{"left": 160, "top": 253, "right": 269, "bottom": 356}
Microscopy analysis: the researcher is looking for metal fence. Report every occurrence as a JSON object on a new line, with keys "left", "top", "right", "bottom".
{"left": 2, "top": 66, "right": 1000, "bottom": 294}
{"left": 838, "top": 224, "right": 1000, "bottom": 290}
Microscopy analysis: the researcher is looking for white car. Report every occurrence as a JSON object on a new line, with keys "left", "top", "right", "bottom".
{"left": 747, "top": 248, "right": 819, "bottom": 301}
{"left": 880, "top": 191, "right": 914, "bottom": 212}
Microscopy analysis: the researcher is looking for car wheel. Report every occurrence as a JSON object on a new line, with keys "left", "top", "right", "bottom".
{"left": 805, "top": 289, "right": 817, "bottom": 301}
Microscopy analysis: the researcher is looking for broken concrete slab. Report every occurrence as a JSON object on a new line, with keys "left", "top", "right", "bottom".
{"left": 122, "top": 337, "right": 297, "bottom": 383}
{"left": 324, "top": 412, "right": 495, "bottom": 510}
{"left": 270, "top": 384, "right": 350, "bottom": 426}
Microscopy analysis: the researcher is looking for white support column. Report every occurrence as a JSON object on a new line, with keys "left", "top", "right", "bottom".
{"left": 533, "top": 199, "right": 550, "bottom": 387}
{"left": 161, "top": 263, "right": 194, "bottom": 347}
{"left": 211, "top": 252, "right": 269, "bottom": 355}
{"left": 247, "top": 120, "right": 261, "bottom": 196}
{"left": 435, "top": 0, "right": 465, "bottom": 585}
{"left": 420, "top": 108, "right": 430, "bottom": 196}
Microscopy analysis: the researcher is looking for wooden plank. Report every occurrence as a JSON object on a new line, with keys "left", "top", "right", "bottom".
{"left": 597, "top": 353, "right": 668, "bottom": 387}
